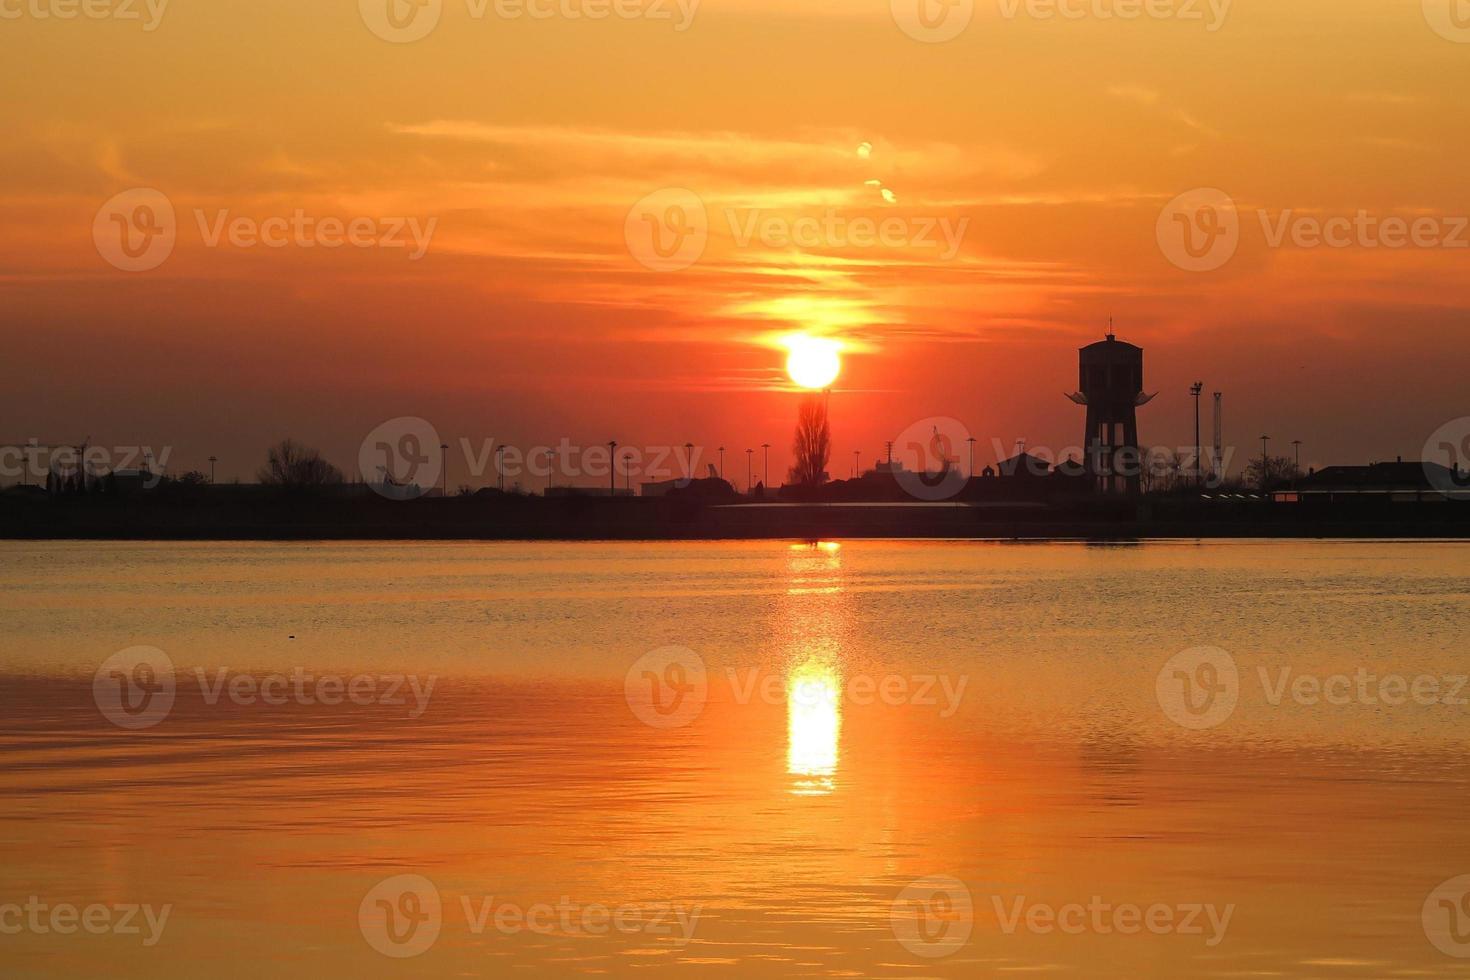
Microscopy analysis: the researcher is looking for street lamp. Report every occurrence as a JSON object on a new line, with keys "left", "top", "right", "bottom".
{"left": 440, "top": 443, "right": 449, "bottom": 496}
{"left": 1259, "top": 435, "right": 1270, "bottom": 490}
{"left": 608, "top": 441, "right": 618, "bottom": 495}
{"left": 853, "top": 449, "right": 860, "bottom": 478}
{"left": 1191, "top": 382, "right": 1204, "bottom": 487}
{"left": 496, "top": 445, "right": 505, "bottom": 492}
{"left": 966, "top": 436, "right": 976, "bottom": 478}
{"left": 208, "top": 455, "right": 217, "bottom": 484}
{"left": 624, "top": 450, "right": 633, "bottom": 492}
{"left": 684, "top": 442, "right": 694, "bottom": 482}
{"left": 718, "top": 446, "right": 725, "bottom": 482}
{"left": 761, "top": 443, "right": 770, "bottom": 491}
{"left": 745, "top": 448, "right": 753, "bottom": 492}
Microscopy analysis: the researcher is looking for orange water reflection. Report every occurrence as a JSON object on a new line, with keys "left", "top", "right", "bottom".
{"left": 779, "top": 543, "right": 848, "bottom": 796}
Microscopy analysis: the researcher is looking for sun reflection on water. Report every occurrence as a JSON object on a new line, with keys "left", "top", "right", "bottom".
{"left": 787, "top": 659, "right": 841, "bottom": 796}
{"left": 780, "top": 542, "right": 847, "bottom": 797}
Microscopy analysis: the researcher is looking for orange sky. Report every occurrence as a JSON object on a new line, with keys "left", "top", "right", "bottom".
{"left": 2, "top": 0, "right": 1467, "bottom": 485}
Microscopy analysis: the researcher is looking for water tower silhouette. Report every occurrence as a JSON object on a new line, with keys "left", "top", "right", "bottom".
{"left": 1066, "top": 329, "right": 1156, "bottom": 494}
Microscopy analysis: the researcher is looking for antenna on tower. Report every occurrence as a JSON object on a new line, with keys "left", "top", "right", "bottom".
{"left": 1106, "top": 316, "right": 1115, "bottom": 341}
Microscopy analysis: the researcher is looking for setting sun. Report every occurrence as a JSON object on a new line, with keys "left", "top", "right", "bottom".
{"left": 785, "top": 336, "right": 842, "bottom": 390}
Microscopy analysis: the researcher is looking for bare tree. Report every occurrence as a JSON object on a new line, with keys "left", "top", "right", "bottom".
{"left": 788, "top": 397, "right": 831, "bottom": 488}
{"left": 1245, "top": 454, "right": 1301, "bottom": 491}
{"left": 257, "top": 439, "right": 343, "bottom": 490}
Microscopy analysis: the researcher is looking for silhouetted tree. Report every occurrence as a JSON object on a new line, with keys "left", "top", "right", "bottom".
{"left": 1245, "top": 454, "right": 1301, "bottom": 491}
{"left": 257, "top": 439, "right": 343, "bottom": 490}
{"left": 788, "top": 397, "right": 830, "bottom": 488}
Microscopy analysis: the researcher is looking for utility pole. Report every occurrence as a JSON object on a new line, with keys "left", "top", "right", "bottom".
{"left": 761, "top": 443, "right": 770, "bottom": 491}
{"left": 208, "top": 455, "right": 217, "bottom": 484}
{"left": 496, "top": 445, "right": 505, "bottom": 493}
{"left": 625, "top": 451, "right": 633, "bottom": 492}
{"left": 684, "top": 442, "right": 694, "bottom": 482}
{"left": 717, "top": 446, "right": 724, "bottom": 482}
{"left": 966, "top": 436, "right": 976, "bottom": 478}
{"left": 1291, "top": 439, "right": 1302, "bottom": 473}
{"left": 608, "top": 441, "right": 617, "bottom": 495}
{"left": 1259, "top": 435, "right": 1270, "bottom": 490}
{"left": 746, "top": 448, "right": 753, "bottom": 492}
{"left": 440, "top": 443, "right": 449, "bottom": 496}
{"left": 1191, "top": 382, "right": 1204, "bottom": 487}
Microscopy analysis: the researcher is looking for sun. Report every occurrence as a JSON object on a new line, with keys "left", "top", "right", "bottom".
{"left": 785, "top": 336, "right": 842, "bottom": 390}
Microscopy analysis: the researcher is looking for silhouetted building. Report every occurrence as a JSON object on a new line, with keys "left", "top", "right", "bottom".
{"left": 1067, "top": 332, "right": 1154, "bottom": 494}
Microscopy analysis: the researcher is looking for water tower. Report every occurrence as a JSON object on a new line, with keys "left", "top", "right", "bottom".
{"left": 1066, "top": 330, "right": 1155, "bottom": 494}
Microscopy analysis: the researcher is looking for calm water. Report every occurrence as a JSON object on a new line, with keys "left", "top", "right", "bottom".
{"left": 2, "top": 540, "right": 1470, "bottom": 977}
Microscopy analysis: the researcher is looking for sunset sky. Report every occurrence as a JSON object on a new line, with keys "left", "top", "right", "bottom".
{"left": 3, "top": 0, "right": 1467, "bottom": 485}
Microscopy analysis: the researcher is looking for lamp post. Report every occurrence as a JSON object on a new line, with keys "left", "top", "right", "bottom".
{"left": 745, "top": 448, "right": 753, "bottom": 492}
{"left": 966, "top": 436, "right": 976, "bottom": 478}
{"left": 208, "top": 455, "right": 217, "bottom": 484}
{"left": 608, "top": 441, "right": 617, "bottom": 495}
{"left": 1291, "top": 439, "right": 1302, "bottom": 473}
{"left": 624, "top": 451, "right": 633, "bottom": 492}
{"left": 1259, "top": 435, "right": 1270, "bottom": 490}
{"left": 718, "top": 446, "right": 725, "bottom": 482}
{"left": 440, "top": 443, "right": 449, "bottom": 496}
{"left": 684, "top": 442, "right": 694, "bottom": 482}
{"left": 496, "top": 445, "right": 505, "bottom": 493}
{"left": 1191, "top": 382, "right": 1204, "bottom": 487}
{"left": 853, "top": 449, "right": 860, "bottom": 478}
{"left": 761, "top": 443, "right": 770, "bottom": 491}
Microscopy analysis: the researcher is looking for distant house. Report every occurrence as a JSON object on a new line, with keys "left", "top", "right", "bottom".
{"left": 1291, "top": 458, "right": 1465, "bottom": 502}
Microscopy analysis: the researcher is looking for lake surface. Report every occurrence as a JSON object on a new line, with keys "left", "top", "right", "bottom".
{"left": 2, "top": 539, "right": 1469, "bottom": 977}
